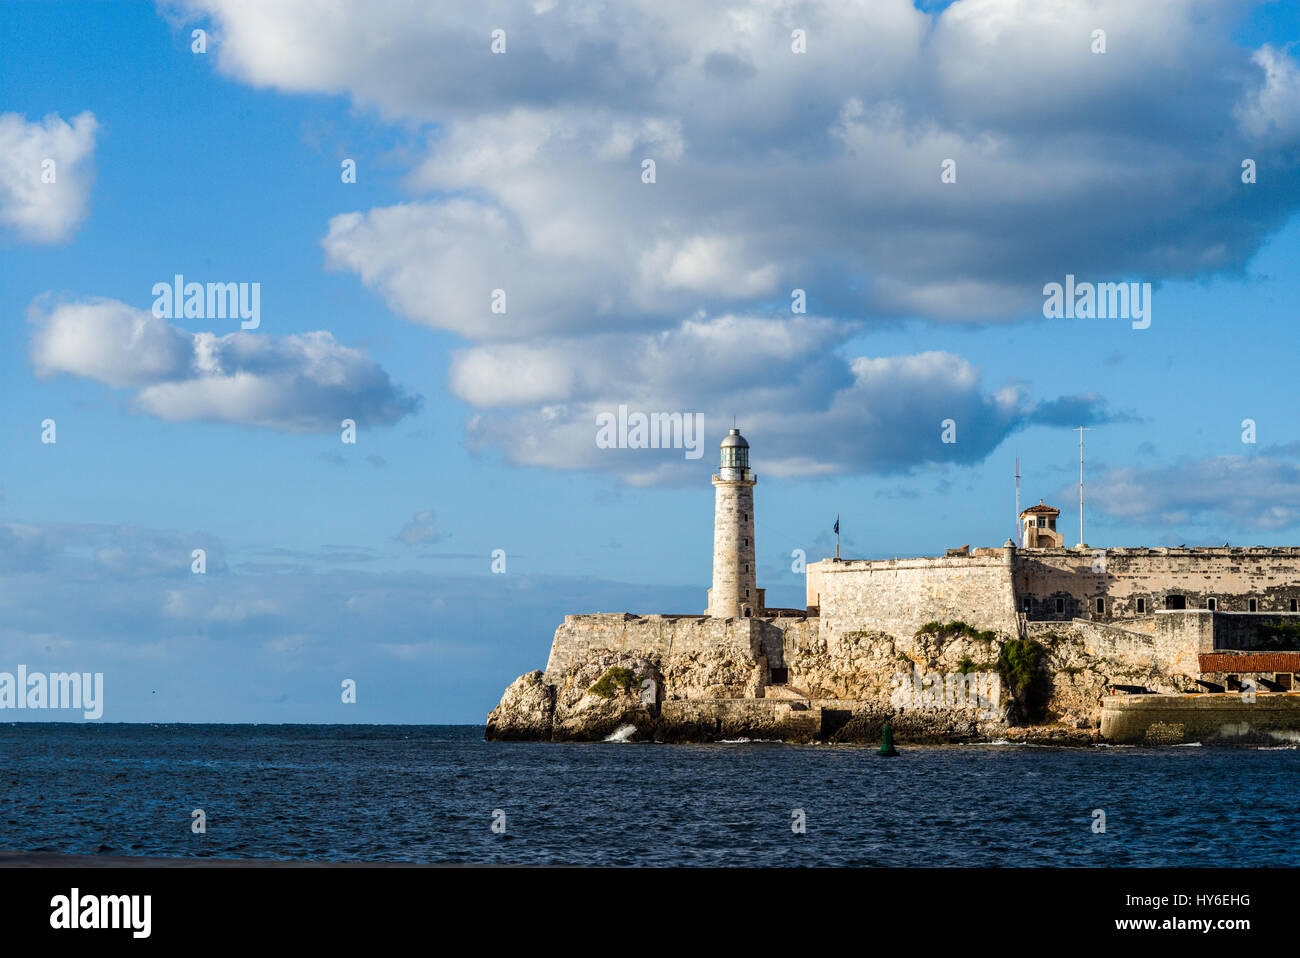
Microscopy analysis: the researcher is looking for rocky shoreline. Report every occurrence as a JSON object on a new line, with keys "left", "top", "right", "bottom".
{"left": 486, "top": 624, "right": 1180, "bottom": 746}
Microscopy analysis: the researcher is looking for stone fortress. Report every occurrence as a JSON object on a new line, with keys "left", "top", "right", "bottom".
{"left": 487, "top": 430, "right": 1300, "bottom": 745}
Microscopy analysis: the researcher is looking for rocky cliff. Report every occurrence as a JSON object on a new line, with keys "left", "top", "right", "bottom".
{"left": 486, "top": 618, "right": 1189, "bottom": 745}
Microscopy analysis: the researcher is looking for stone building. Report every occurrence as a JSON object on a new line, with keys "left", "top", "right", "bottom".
{"left": 1020, "top": 500, "right": 1062, "bottom": 548}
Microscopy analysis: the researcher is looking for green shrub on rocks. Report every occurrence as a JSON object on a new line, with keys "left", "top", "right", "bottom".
{"left": 956, "top": 654, "right": 996, "bottom": 675}
{"left": 589, "top": 666, "right": 638, "bottom": 698}
{"left": 997, "top": 638, "right": 1050, "bottom": 722}
{"left": 916, "top": 620, "right": 997, "bottom": 643}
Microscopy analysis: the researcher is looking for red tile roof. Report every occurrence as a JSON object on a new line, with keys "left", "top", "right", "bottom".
{"left": 1199, "top": 652, "right": 1300, "bottom": 673}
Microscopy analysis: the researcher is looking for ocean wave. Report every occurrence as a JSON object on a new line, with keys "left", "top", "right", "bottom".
{"left": 602, "top": 724, "right": 637, "bottom": 743}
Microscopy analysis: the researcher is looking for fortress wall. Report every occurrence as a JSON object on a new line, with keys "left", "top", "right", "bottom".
{"left": 542, "top": 613, "right": 814, "bottom": 685}
{"left": 1152, "top": 611, "right": 1216, "bottom": 676}
{"left": 543, "top": 614, "right": 755, "bottom": 682}
{"left": 805, "top": 563, "right": 829, "bottom": 612}
{"left": 1031, "top": 611, "right": 1292, "bottom": 678}
{"left": 772, "top": 617, "right": 819, "bottom": 670}
{"left": 1046, "top": 614, "right": 1210, "bottom": 677}
{"left": 1013, "top": 548, "right": 1300, "bottom": 621}
{"left": 1049, "top": 619, "right": 1156, "bottom": 667}
{"left": 807, "top": 554, "right": 1019, "bottom": 645}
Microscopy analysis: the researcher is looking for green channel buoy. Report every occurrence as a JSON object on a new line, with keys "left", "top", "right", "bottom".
{"left": 878, "top": 720, "right": 899, "bottom": 756}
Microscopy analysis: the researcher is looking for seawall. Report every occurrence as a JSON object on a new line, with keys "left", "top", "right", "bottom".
{"left": 1101, "top": 692, "right": 1300, "bottom": 744}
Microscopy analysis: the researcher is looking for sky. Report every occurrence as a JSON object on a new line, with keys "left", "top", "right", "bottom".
{"left": 1, "top": 0, "right": 1299, "bottom": 722}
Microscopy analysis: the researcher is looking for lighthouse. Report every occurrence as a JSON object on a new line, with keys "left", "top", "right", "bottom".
{"left": 707, "top": 428, "right": 761, "bottom": 618}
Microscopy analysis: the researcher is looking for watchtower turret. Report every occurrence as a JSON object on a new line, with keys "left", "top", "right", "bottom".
{"left": 1020, "top": 500, "right": 1063, "bottom": 549}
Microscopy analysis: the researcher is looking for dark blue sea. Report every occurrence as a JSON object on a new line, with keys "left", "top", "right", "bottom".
{"left": 1, "top": 724, "right": 1294, "bottom": 866}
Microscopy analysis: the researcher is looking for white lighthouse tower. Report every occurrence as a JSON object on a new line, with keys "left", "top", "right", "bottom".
{"left": 707, "top": 428, "right": 761, "bottom": 618}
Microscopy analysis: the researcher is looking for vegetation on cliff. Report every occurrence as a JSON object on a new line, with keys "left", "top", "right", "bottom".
{"left": 997, "top": 638, "right": 1051, "bottom": 723}
{"left": 956, "top": 654, "right": 996, "bottom": 675}
{"left": 917, "top": 620, "right": 997, "bottom": 643}
{"left": 588, "top": 666, "right": 638, "bottom": 698}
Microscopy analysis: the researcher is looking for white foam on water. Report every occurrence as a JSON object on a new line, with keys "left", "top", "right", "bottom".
{"left": 603, "top": 724, "right": 637, "bottom": 743}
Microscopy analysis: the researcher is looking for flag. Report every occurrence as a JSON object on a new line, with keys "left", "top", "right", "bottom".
{"left": 833, "top": 515, "right": 839, "bottom": 535}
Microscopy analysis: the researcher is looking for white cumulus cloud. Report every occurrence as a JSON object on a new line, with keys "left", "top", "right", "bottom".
{"left": 0, "top": 111, "right": 99, "bottom": 243}
{"left": 28, "top": 297, "right": 420, "bottom": 432}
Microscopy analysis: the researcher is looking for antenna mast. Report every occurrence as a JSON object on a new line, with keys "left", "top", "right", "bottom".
{"left": 1015, "top": 453, "right": 1021, "bottom": 544}
{"left": 1077, "top": 426, "right": 1090, "bottom": 546}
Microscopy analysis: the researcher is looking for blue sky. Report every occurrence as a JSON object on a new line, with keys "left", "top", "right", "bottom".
{"left": 1, "top": 0, "right": 1299, "bottom": 722}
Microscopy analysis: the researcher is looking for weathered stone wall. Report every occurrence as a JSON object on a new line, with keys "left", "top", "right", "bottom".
{"left": 542, "top": 612, "right": 809, "bottom": 688}
{"left": 1032, "top": 610, "right": 1300, "bottom": 678}
{"left": 1058, "top": 612, "right": 1213, "bottom": 677}
{"left": 805, "top": 547, "right": 1300, "bottom": 653}
{"left": 1101, "top": 692, "right": 1300, "bottom": 745}
{"left": 1056, "top": 618, "right": 1155, "bottom": 665}
{"left": 806, "top": 550, "right": 1020, "bottom": 645}
{"left": 1013, "top": 548, "right": 1300, "bottom": 622}
{"left": 1152, "top": 611, "right": 1216, "bottom": 676}
{"left": 543, "top": 613, "right": 757, "bottom": 684}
